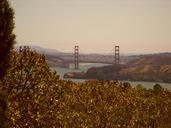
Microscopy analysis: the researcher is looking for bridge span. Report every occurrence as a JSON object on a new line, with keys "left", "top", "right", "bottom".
{"left": 46, "top": 45, "right": 121, "bottom": 69}
{"left": 72, "top": 45, "right": 120, "bottom": 69}
{"left": 65, "top": 59, "right": 114, "bottom": 65}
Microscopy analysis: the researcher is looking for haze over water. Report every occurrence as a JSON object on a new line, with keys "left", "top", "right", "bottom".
{"left": 11, "top": 0, "right": 171, "bottom": 54}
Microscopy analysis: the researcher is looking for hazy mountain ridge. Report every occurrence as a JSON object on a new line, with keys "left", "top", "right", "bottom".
{"left": 15, "top": 45, "right": 62, "bottom": 55}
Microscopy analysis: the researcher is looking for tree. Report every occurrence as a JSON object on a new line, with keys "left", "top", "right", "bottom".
{"left": 3, "top": 47, "right": 61, "bottom": 127}
{"left": 0, "top": 0, "right": 16, "bottom": 79}
{"left": 153, "top": 84, "right": 163, "bottom": 93}
{"left": 0, "top": 0, "right": 15, "bottom": 127}
{"left": 0, "top": 92, "right": 8, "bottom": 128}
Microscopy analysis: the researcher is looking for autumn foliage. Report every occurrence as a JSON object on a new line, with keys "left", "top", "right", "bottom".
{"left": 1, "top": 47, "right": 171, "bottom": 128}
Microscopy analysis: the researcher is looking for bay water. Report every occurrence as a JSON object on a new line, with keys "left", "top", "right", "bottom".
{"left": 51, "top": 63, "right": 171, "bottom": 90}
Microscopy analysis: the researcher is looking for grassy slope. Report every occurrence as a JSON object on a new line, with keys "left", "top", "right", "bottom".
{"left": 64, "top": 53, "right": 171, "bottom": 83}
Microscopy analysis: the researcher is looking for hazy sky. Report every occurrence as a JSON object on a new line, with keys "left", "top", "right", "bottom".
{"left": 10, "top": 0, "right": 171, "bottom": 54}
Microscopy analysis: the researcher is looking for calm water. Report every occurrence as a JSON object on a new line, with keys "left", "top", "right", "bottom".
{"left": 52, "top": 63, "right": 110, "bottom": 78}
{"left": 52, "top": 63, "right": 171, "bottom": 90}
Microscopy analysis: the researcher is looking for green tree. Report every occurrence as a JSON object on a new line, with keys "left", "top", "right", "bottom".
{"left": 0, "top": 0, "right": 16, "bottom": 79}
{"left": 153, "top": 84, "right": 163, "bottom": 93}
{"left": 0, "top": 0, "right": 15, "bottom": 127}
{"left": 0, "top": 92, "right": 8, "bottom": 128}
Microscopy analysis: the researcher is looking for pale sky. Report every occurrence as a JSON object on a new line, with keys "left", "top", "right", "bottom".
{"left": 10, "top": 0, "right": 171, "bottom": 54}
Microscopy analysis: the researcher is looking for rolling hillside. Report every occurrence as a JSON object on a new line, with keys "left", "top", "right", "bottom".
{"left": 64, "top": 53, "right": 171, "bottom": 83}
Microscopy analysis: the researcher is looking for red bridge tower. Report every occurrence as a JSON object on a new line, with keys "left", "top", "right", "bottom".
{"left": 74, "top": 45, "right": 79, "bottom": 69}
{"left": 115, "top": 46, "right": 120, "bottom": 65}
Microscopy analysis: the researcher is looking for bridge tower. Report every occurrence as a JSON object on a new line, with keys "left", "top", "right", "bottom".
{"left": 74, "top": 45, "right": 79, "bottom": 69}
{"left": 115, "top": 46, "right": 120, "bottom": 65}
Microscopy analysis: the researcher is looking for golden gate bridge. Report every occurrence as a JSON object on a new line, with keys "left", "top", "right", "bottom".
{"left": 73, "top": 45, "right": 120, "bottom": 69}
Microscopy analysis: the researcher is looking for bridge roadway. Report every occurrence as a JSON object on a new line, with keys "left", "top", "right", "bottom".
{"left": 61, "top": 54, "right": 115, "bottom": 64}
{"left": 45, "top": 54, "right": 128, "bottom": 68}
{"left": 65, "top": 60, "right": 114, "bottom": 65}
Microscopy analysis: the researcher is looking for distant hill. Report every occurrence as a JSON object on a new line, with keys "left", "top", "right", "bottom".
{"left": 15, "top": 45, "right": 62, "bottom": 55}
{"left": 128, "top": 53, "right": 171, "bottom": 66}
{"left": 64, "top": 53, "right": 171, "bottom": 83}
